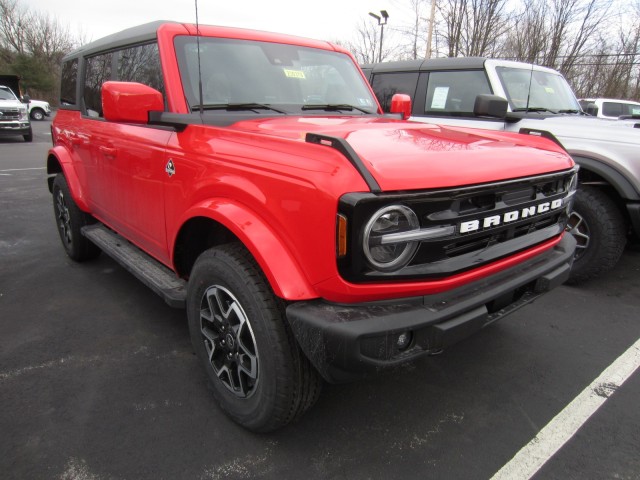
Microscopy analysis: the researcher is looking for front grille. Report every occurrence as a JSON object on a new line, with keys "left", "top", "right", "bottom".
{"left": 338, "top": 168, "right": 577, "bottom": 282}
{"left": 0, "top": 108, "right": 21, "bottom": 120}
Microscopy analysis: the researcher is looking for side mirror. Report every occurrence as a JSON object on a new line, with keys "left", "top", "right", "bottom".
{"left": 390, "top": 93, "right": 412, "bottom": 120}
{"left": 21, "top": 94, "right": 31, "bottom": 104}
{"left": 585, "top": 104, "right": 599, "bottom": 116}
{"left": 102, "top": 81, "right": 164, "bottom": 123}
{"left": 474, "top": 94, "right": 508, "bottom": 118}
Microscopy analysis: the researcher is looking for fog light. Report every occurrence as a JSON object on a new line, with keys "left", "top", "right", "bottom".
{"left": 397, "top": 331, "right": 412, "bottom": 350}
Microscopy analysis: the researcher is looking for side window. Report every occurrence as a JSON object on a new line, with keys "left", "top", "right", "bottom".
{"left": 83, "top": 53, "right": 113, "bottom": 118}
{"left": 602, "top": 102, "right": 623, "bottom": 117}
{"left": 370, "top": 72, "right": 419, "bottom": 112}
{"left": 424, "top": 70, "right": 491, "bottom": 116}
{"left": 116, "top": 42, "right": 165, "bottom": 95}
{"left": 60, "top": 59, "right": 78, "bottom": 106}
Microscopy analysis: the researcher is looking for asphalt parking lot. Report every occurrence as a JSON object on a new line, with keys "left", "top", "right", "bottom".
{"left": 1, "top": 117, "right": 639, "bottom": 480}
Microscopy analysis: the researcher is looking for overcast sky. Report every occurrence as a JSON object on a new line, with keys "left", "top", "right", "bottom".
{"left": 22, "top": 0, "right": 413, "bottom": 45}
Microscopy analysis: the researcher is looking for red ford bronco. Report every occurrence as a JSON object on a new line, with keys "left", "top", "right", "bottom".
{"left": 47, "top": 21, "right": 577, "bottom": 431}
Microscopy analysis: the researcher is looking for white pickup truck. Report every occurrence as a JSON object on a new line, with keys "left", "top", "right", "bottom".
{"left": 362, "top": 58, "right": 640, "bottom": 283}
{"left": 0, "top": 75, "right": 32, "bottom": 142}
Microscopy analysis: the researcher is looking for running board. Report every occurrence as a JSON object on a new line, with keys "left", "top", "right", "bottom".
{"left": 82, "top": 224, "right": 186, "bottom": 308}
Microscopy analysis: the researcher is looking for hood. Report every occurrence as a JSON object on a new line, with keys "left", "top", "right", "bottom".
{"left": 228, "top": 116, "right": 574, "bottom": 191}
{"left": 0, "top": 98, "right": 21, "bottom": 105}
{"left": 518, "top": 114, "right": 640, "bottom": 143}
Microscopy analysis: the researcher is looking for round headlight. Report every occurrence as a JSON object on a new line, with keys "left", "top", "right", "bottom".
{"left": 363, "top": 205, "right": 420, "bottom": 272}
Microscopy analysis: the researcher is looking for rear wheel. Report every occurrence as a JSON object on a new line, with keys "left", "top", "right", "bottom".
{"left": 566, "top": 185, "right": 626, "bottom": 283}
{"left": 52, "top": 174, "right": 101, "bottom": 261}
{"left": 187, "top": 244, "right": 322, "bottom": 432}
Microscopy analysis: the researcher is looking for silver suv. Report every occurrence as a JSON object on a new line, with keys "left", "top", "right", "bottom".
{"left": 362, "top": 57, "right": 640, "bottom": 283}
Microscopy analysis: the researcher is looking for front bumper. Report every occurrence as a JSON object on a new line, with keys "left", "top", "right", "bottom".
{"left": 0, "top": 122, "right": 30, "bottom": 137}
{"left": 287, "top": 233, "right": 576, "bottom": 383}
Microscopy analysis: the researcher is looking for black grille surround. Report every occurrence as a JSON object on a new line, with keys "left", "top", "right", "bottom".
{"left": 338, "top": 167, "right": 578, "bottom": 283}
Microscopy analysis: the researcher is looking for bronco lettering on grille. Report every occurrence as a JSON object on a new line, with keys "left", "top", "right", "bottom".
{"left": 459, "top": 198, "right": 564, "bottom": 234}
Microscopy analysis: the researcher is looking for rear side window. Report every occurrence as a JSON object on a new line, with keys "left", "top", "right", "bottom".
{"left": 602, "top": 102, "right": 623, "bottom": 117}
{"left": 424, "top": 70, "right": 491, "bottom": 116}
{"left": 117, "top": 43, "right": 165, "bottom": 95}
{"left": 370, "top": 72, "right": 418, "bottom": 112}
{"left": 60, "top": 59, "right": 78, "bottom": 106}
{"left": 83, "top": 53, "right": 113, "bottom": 117}
{"left": 602, "top": 102, "right": 640, "bottom": 117}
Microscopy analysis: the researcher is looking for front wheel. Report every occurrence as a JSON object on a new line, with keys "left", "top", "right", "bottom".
{"left": 30, "top": 108, "right": 45, "bottom": 121}
{"left": 187, "top": 244, "right": 322, "bottom": 432}
{"left": 52, "top": 174, "right": 101, "bottom": 261}
{"left": 566, "top": 185, "right": 626, "bottom": 284}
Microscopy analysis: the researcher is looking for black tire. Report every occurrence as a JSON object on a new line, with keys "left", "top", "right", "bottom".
{"left": 52, "top": 174, "right": 101, "bottom": 262}
{"left": 30, "top": 108, "right": 45, "bottom": 121}
{"left": 187, "top": 244, "right": 322, "bottom": 432}
{"left": 566, "top": 185, "right": 626, "bottom": 284}
{"left": 23, "top": 128, "right": 33, "bottom": 142}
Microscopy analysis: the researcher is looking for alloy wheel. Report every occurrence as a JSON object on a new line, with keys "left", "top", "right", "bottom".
{"left": 566, "top": 210, "right": 590, "bottom": 260}
{"left": 199, "top": 285, "right": 259, "bottom": 398}
{"left": 55, "top": 189, "right": 72, "bottom": 246}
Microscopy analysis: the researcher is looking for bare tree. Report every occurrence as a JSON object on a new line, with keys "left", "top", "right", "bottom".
{"left": 500, "top": 0, "right": 548, "bottom": 62}
{"left": 341, "top": 18, "right": 401, "bottom": 64}
{"left": 436, "top": 0, "right": 510, "bottom": 57}
{"left": 0, "top": 0, "right": 29, "bottom": 58}
{"left": 439, "top": 0, "right": 467, "bottom": 57}
{"left": 388, "top": 0, "right": 431, "bottom": 60}
{"left": 0, "top": 0, "right": 80, "bottom": 102}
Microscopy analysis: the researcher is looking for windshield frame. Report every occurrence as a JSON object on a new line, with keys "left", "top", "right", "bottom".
{"left": 495, "top": 66, "right": 581, "bottom": 114}
{"left": 173, "top": 36, "right": 379, "bottom": 116}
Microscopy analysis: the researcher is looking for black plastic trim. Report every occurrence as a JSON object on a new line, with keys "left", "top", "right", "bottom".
{"left": 287, "top": 233, "right": 576, "bottom": 383}
{"left": 82, "top": 224, "right": 186, "bottom": 308}
{"left": 306, "top": 133, "right": 382, "bottom": 193}
{"left": 572, "top": 155, "right": 640, "bottom": 200}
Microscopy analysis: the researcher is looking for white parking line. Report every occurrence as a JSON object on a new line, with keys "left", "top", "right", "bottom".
{"left": 0, "top": 167, "right": 46, "bottom": 172}
{"left": 491, "top": 337, "right": 640, "bottom": 480}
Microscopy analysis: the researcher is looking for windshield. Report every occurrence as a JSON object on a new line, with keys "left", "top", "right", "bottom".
{"left": 496, "top": 67, "right": 580, "bottom": 113}
{"left": 174, "top": 36, "right": 378, "bottom": 114}
{"left": 0, "top": 87, "right": 18, "bottom": 101}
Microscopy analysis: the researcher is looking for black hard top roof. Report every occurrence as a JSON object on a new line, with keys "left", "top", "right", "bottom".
{"left": 63, "top": 20, "right": 176, "bottom": 61}
{"left": 361, "top": 57, "right": 488, "bottom": 73}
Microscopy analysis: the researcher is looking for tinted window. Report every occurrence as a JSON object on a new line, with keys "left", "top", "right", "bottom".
{"left": 370, "top": 72, "right": 418, "bottom": 112}
{"left": 83, "top": 53, "right": 113, "bottom": 117}
{"left": 424, "top": 70, "right": 491, "bottom": 115}
{"left": 602, "top": 102, "right": 623, "bottom": 117}
{"left": 60, "top": 59, "right": 78, "bottom": 105}
{"left": 117, "top": 43, "right": 164, "bottom": 94}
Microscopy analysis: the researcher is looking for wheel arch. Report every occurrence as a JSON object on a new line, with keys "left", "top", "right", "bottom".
{"left": 172, "top": 201, "right": 318, "bottom": 301}
{"left": 46, "top": 147, "right": 91, "bottom": 212}
{"left": 571, "top": 155, "right": 640, "bottom": 201}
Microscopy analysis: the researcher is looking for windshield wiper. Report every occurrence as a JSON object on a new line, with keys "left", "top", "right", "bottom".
{"left": 301, "top": 104, "right": 373, "bottom": 114}
{"left": 191, "top": 103, "right": 288, "bottom": 114}
{"left": 511, "top": 107, "right": 557, "bottom": 113}
{"left": 557, "top": 109, "right": 581, "bottom": 114}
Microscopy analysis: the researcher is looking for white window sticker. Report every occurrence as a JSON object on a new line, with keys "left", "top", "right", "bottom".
{"left": 431, "top": 87, "right": 449, "bottom": 109}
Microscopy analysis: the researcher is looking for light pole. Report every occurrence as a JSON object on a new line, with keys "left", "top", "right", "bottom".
{"left": 369, "top": 10, "right": 389, "bottom": 63}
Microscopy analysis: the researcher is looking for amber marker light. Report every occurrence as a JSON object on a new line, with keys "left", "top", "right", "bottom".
{"left": 337, "top": 214, "right": 348, "bottom": 257}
